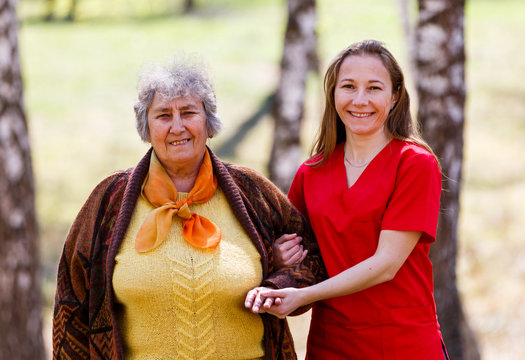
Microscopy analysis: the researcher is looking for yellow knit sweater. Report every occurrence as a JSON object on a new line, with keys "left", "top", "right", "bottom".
{"left": 113, "top": 188, "right": 264, "bottom": 359}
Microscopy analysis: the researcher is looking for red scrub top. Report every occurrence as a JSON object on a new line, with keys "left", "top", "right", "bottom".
{"left": 288, "top": 139, "right": 445, "bottom": 360}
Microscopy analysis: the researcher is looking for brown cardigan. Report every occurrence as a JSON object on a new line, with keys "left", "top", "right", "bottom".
{"left": 53, "top": 147, "right": 326, "bottom": 359}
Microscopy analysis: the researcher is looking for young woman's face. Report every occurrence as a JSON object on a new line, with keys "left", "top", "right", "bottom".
{"left": 334, "top": 55, "right": 398, "bottom": 138}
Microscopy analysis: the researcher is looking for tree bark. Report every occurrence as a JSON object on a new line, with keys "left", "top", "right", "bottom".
{"left": 415, "top": 1, "right": 480, "bottom": 359}
{"left": 268, "top": 0, "right": 317, "bottom": 192}
{"left": 0, "top": 1, "right": 45, "bottom": 359}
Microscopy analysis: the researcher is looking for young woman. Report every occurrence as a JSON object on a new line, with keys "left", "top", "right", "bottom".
{"left": 246, "top": 40, "right": 448, "bottom": 360}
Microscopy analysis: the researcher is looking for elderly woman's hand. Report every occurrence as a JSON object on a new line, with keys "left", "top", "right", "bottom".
{"left": 245, "top": 287, "right": 304, "bottom": 319}
{"left": 245, "top": 287, "right": 282, "bottom": 314}
{"left": 273, "top": 233, "right": 308, "bottom": 269}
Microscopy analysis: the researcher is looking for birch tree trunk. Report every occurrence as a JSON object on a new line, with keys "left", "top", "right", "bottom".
{"left": 415, "top": 1, "right": 480, "bottom": 359}
{"left": 0, "top": 0, "right": 45, "bottom": 358}
{"left": 268, "top": 0, "right": 317, "bottom": 192}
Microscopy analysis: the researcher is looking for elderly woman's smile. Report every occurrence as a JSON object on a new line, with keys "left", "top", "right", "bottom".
{"left": 147, "top": 93, "right": 208, "bottom": 177}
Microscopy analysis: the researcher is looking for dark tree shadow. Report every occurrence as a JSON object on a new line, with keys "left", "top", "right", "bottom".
{"left": 215, "top": 92, "right": 275, "bottom": 158}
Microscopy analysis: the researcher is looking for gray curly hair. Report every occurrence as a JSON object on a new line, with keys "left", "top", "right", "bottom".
{"left": 134, "top": 54, "right": 222, "bottom": 142}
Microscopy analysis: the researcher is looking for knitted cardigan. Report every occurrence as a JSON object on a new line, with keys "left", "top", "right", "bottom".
{"left": 53, "top": 147, "right": 326, "bottom": 360}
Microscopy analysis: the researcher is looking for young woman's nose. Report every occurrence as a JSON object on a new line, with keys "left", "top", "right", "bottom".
{"left": 352, "top": 89, "right": 368, "bottom": 106}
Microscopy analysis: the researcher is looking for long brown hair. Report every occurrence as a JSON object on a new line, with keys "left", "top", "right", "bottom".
{"left": 309, "top": 39, "right": 438, "bottom": 166}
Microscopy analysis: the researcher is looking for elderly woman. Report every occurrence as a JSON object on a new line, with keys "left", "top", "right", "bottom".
{"left": 52, "top": 56, "right": 326, "bottom": 360}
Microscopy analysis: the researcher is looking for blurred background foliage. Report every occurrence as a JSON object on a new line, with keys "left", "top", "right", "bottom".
{"left": 17, "top": 0, "right": 525, "bottom": 358}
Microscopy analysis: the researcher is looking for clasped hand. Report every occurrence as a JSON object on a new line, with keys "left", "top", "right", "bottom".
{"left": 244, "top": 287, "right": 301, "bottom": 319}
{"left": 244, "top": 233, "right": 306, "bottom": 318}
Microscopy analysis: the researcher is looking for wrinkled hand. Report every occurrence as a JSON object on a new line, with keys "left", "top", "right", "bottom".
{"left": 245, "top": 287, "right": 282, "bottom": 314}
{"left": 273, "top": 233, "right": 308, "bottom": 269}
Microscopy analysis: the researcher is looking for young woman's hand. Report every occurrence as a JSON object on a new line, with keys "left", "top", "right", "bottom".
{"left": 245, "top": 287, "right": 305, "bottom": 319}
{"left": 253, "top": 288, "right": 304, "bottom": 319}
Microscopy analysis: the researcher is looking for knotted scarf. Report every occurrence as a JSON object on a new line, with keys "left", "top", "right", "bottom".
{"left": 135, "top": 150, "right": 222, "bottom": 252}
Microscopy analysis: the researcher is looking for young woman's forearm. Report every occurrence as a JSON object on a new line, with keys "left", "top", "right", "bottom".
{"left": 299, "top": 254, "right": 395, "bottom": 304}
{"left": 300, "top": 230, "right": 421, "bottom": 305}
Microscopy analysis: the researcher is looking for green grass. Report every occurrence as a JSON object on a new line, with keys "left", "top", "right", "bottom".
{"left": 18, "top": 0, "right": 525, "bottom": 358}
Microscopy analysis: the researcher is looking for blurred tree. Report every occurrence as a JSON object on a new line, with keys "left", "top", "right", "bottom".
{"left": 183, "top": 0, "right": 195, "bottom": 14}
{"left": 268, "top": 0, "right": 318, "bottom": 192}
{"left": 414, "top": 0, "right": 480, "bottom": 359}
{"left": 44, "top": 0, "right": 78, "bottom": 21}
{"left": 215, "top": 93, "right": 275, "bottom": 158}
{"left": 0, "top": 0, "right": 45, "bottom": 359}
{"left": 398, "top": 0, "right": 416, "bottom": 74}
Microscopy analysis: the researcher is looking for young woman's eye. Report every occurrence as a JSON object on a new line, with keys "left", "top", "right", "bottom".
{"left": 342, "top": 84, "right": 354, "bottom": 89}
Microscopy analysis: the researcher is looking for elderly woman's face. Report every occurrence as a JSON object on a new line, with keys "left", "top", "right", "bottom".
{"left": 147, "top": 93, "right": 208, "bottom": 172}
{"left": 334, "top": 55, "right": 397, "bottom": 138}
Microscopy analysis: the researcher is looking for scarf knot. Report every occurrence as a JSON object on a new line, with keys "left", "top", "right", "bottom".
{"left": 175, "top": 201, "right": 192, "bottom": 219}
{"left": 135, "top": 150, "right": 222, "bottom": 253}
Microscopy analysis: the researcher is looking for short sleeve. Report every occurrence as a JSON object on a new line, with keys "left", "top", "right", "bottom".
{"left": 288, "top": 163, "right": 309, "bottom": 221}
{"left": 381, "top": 150, "right": 441, "bottom": 243}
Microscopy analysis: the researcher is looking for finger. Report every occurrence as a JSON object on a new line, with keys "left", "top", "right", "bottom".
{"left": 298, "top": 249, "right": 308, "bottom": 263}
{"left": 274, "top": 297, "right": 282, "bottom": 306}
{"left": 251, "top": 292, "right": 268, "bottom": 313}
{"left": 284, "top": 252, "right": 301, "bottom": 266}
{"left": 244, "top": 289, "right": 259, "bottom": 308}
{"left": 275, "top": 233, "right": 297, "bottom": 245}
{"left": 278, "top": 236, "right": 303, "bottom": 251}
{"left": 258, "top": 289, "right": 282, "bottom": 299}
{"left": 277, "top": 244, "right": 302, "bottom": 262}
{"left": 263, "top": 297, "right": 274, "bottom": 310}
{"left": 283, "top": 245, "right": 305, "bottom": 265}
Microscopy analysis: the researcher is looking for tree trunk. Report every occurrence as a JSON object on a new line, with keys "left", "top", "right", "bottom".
{"left": 398, "top": 0, "right": 416, "bottom": 76}
{"left": 0, "top": 1, "right": 45, "bottom": 359}
{"left": 44, "top": 0, "right": 55, "bottom": 21}
{"left": 268, "top": 0, "right": 317, "bottom": 192}
{"left": 183, "top": 0, "right": 195, "bottom": 14}
{"left": 65, "top": 0, "right": 78, "bottom": 21}
{"left": 415, "top": 1, "right": 480, "bottom": 359}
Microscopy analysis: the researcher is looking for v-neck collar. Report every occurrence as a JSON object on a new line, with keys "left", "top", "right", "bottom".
{"left": 337, "top": 139, "right": 394, "bottom": 190}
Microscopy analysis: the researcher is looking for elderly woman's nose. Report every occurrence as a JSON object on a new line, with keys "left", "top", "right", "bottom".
{"left": 169, "top": 114, "right": 185, "bottom": 132}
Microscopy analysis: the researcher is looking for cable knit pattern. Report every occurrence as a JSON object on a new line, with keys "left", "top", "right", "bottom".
{"left": 53, "top": 147, "right": 327, "bottom": 360}
{"left": 169, "top": 254, "right": 215, "bottom": 360}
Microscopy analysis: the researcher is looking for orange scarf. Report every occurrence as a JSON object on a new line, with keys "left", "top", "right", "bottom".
{"left": 135, "top": 150, "right": 221, "bottom": 252}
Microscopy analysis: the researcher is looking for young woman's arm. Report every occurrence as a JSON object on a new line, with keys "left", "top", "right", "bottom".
{"left": 245, "top": 230, "right": 421, "bottom": 318}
